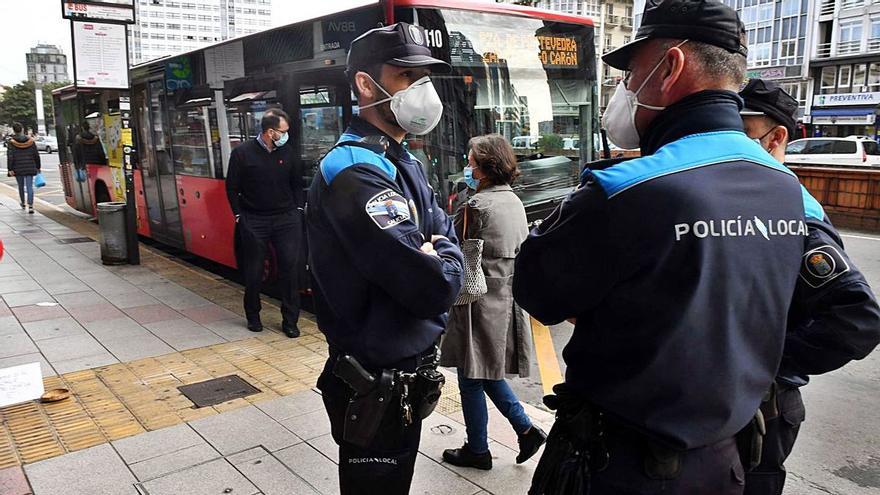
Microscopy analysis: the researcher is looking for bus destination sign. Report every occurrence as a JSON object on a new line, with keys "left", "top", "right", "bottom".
{"left": 474, "top": 32, "right": 579, "bottom": 69}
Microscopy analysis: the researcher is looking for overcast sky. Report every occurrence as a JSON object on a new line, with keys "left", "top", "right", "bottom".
{"left": 0, "top": 0, "right": 377, "bottom": 87}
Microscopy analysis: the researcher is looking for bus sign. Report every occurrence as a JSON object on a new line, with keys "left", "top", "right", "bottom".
{"left": 61, "top": 1, "right": 135, "bottom": 24}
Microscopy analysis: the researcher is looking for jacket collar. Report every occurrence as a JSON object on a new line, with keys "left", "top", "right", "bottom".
{"left": 640, "top": 90, "right": 745, "bottom": 156}
{"left": 477, "top": 183, "right": 513, "bottom": 193}
{"left": 347, "top": 116, "right": 408, "bottom": 161}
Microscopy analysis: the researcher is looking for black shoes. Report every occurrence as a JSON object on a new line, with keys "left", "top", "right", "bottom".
{"left": 246, "top": 317, "right": 263, "bottom": 332}
{"left": 282, "top": 322, "right": 300, "bottom": 338}
{"left": 28, "top": 206, "right": 34, "bottom": 214}
{"left": 442, "top": 444, "right": 492, "bottom": 470}
{"left": 516, "top": 426, "right": 547, "bottom": 464}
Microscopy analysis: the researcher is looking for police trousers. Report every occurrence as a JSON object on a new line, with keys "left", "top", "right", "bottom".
{"left": 743, "top": 386, "right": 805, "bottom": 495}
{"left": 317, "top": 350, "right": 429, "bottom": 495}
{"left": 237, "top": 210, "right": 301, "bottom": 325}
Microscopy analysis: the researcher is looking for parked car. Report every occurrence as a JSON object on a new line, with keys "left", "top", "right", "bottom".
{"left": 785, "top": 136, "right": 880, "bottom": 167}
{"left": 34, "top": 136, "right": 58, "bottom": 153}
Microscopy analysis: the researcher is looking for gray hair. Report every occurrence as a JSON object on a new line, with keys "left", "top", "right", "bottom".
{"left": 655, "top": 38, "right": 747, "bottom": 88}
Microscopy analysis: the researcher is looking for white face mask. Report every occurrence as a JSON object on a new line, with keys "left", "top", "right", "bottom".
{"left": 360, "top": 74, "right": 444, "bottom": 135}
{"left": 601, "top": 40, "right": 688, "bottom": 150}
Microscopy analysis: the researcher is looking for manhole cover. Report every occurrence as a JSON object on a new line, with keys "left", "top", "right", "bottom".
{"left": 56, "top": 237, "right": 95, "bottom": 244}
{"left": 178, "top": 375, "right": 261, "bottom": 408}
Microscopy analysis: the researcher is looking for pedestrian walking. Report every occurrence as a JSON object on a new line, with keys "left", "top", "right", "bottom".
{"left": 514, "top": 0, "right": 817, "bottom": 493}
{"left": 225, "top": 108, "right": 304, "bottom": 338}
{"left": 6, "top": 123, "right": 40, "bottom": 214}
{"left": 306, "top": 22, "right": 463, "bottom": 494}
{"left": 738, "top": 79, "right": 880, "bottom": 495}
{"left": 439, "top": 134, "right": 546, "bottom": 470}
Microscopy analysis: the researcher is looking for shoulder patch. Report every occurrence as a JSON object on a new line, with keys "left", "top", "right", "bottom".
{"left": 799, "top": 245, "right": 850, "bottom": 289}
{"left": 320, "top": 145, "right": 397, "bottom": 185}
{"left": 365, "top": 189, "right": 411, "bottom": 230}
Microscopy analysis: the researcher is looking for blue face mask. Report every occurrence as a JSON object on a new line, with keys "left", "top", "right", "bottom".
{"left": 273, "top": 130, "right": 289, "bottom": 147}
{"left": 463, "top": 166, "right": 480, "bottom": 190}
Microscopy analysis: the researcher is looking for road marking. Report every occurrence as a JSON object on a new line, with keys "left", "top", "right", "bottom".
{"left": 0, "top": 182, "right": 68, "bottom": 213}
{"left": 531, "top": 316, "right": 563, "bottom": 396}
{"left": 841, "top": 233, "right": 880, "bottom": 242}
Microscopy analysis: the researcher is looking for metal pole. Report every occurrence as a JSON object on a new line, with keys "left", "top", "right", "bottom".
{"left": 120, "top": 96, "right": 140, "bottom": 265}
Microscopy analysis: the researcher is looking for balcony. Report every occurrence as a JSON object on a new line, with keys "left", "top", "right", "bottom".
{"left": 869, "top": 38, "right": 880, "bottom": 52}
{"left": 839, "top": 0, "right": 864, "bottom": 9}
{"left": 816, "top": 42, "right": 832, "bottom": 58}
{"left": 622, "top": 17, "right": 633, "bottom": 28}
{"left": 603, "top": 45, "right": 618, "bottom": 54}
{"left": 819, "top": 0, "right": 835, "bottom": 15}
{"left": 605, "top": 15, "right": 620, "bottom": 26}
{"left": 837, "top": 39, "right": 863, "bottom": 55}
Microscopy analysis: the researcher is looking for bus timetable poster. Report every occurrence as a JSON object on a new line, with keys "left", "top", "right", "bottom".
{"left": 73, "top": 21, "right": 129, "bottom": 89}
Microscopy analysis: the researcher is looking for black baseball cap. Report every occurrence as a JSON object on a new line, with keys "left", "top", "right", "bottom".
{"left": 603, "top": 0, "right": 748, "bottom": 70}
{"left": 346, "top": 23, "right": 451, "bottom": 75}
{"left": 739, "top": 79, "right": 799, "bottom": 137}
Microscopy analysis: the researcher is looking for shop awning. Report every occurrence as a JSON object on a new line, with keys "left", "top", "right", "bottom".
{"left": 810, "top": 106, "right": 876, "bottom": 117}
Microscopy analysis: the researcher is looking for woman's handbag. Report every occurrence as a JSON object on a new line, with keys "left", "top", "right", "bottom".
{"left": 34, "top": 173, "right": 46, "bottom": 188}
{"left": 453, "top": 205, "right": 487, "bottom": 306}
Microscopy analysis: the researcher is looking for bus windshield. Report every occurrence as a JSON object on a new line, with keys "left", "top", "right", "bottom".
{"left": 398, "top": 7, "right": 597, "bottom": 214}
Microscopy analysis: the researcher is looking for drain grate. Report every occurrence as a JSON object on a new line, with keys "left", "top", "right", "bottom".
{"left": 55, "top": 237, "right": 95, "bottom": 244}
{"left": 178, "top": 375, "right": 261, "bottom": 408}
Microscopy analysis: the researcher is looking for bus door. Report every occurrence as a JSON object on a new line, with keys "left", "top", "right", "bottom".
{"left": 135, "top": 79, "right": 184, "bottom": 247}
{"left": 296, "top": 84, "right": 351, "bottom": 187}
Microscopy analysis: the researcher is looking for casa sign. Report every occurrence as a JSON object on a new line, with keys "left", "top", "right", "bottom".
{"left": 813, "top": 92, "right": 880, "bottom": 107}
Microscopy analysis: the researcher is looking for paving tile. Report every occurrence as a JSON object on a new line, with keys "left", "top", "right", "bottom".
{"left": 419, "top": 413, "right": 470, "bottom": 465}
{"left": 123, "top": 304, "right": 181, "bottom": 325}
{"left": 24, "top": 443, "right": 139, "bottom": 495}
{"left": 139, "top": 458, "right": 258, "bottom": 495}
{"left": 129, "top": 443, "right": 220, "bottom": 482}
{"left": 23, "top": 317, "right": 88, "bottom": 341}
{"left": 0, "top": 333, "right": 39, "bottom": 358}
{"left": 274, "top": 443, "right": 339, "bottom": 495}
{"left": 0, "top": 302, "right": 12, "bottom": 317}
{"left": 11, "top": 304, "right": 69, "bottom": 323}
{"left": 43, "top": 281, "right": 92, "bottom": 295}
{"left": 0, "top": 352, "right": 55, "bottom": 377}
{"left": 103, "top": 333, "right": 176, "bottom": 362}
{"left": 231, "top": 450, "right": 321, "bottom": 495}
{"left": 83, "top": 317, "right": 148, "bottom": 341}
{"left": 0, "top": 315, "right": 24, "bottom": 336}
{"left": 103, "top": 291, "right": 160, "bottom": 309}
{"left": 68, "top": 302, "right": 125, "bottom": 323}
{"left": 190, "top": 406, "right": 301, "bottom": 455}
{"left": 52, "top": 351, "right": 119, "bottom": 374}
{"left": 54, "top": 290, "right": 107, "bottom": 309}
{"left": 0, "top": 279, "right": 41, "bottom": 295}
{"left": 306, "top": 434, "right": 339, "bottom": 464}
{"left": 437, "top": 438, "right": 538, "bottom": 494}
{"left": 145, "top": 319, "right": 227, "bottom": 351}
{"left": 2, "top": 290, "right": 55, "bottom": 308}
{"left": 256, "top": 389, "right": 326, "bottom": 422}
{"left": 114, "top": 424, "right": 205, "bottom": 464}
{"left": 411, "top": 454, "right": 482, "bottom": 495}
{"left": 203, "top": 319, "right": 260, "bottom": 342}
{"left": 179, "top": 305, "right": 238, "bottom": 324}
{"left": 36, "top": 333, "right": 108, "bottom": 362}
{"left": 0, "top": 466, "right": 31, "bottom": 495}
{"left": 280, "top": 409, "right": 331, "bottom": 441}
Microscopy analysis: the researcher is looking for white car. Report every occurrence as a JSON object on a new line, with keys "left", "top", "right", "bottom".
{"left": 34, "top": 136, "right": 58, "bottom": 153}
{"left": 785, "top": 137, "right": 880, "bottom": 167}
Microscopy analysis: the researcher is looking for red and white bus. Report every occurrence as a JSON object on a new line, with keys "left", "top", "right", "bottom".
{"left": 54, "top": 0, "right": 598, "bottom": 273}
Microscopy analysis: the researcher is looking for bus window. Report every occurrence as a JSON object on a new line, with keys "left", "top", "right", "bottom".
{"left": 170, "top": 106, "right": 214, "bottom": 177}
{"left": 300, "top": 87, "right": 344, "bottom": 186}
{"left": 226, "top": 91, "right": 281, "bottom": 150}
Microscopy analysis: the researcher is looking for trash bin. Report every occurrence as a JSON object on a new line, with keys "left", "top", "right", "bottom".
{"left": 97, "top": 201, "right": 128, "bottom": 265}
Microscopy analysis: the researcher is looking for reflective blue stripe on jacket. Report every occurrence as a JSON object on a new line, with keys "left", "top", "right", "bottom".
{"left": 306, "top": 117, "right": 463, "bottom": 368}
{"left": 514, "top": 91, "right": 809, "bottom": 449}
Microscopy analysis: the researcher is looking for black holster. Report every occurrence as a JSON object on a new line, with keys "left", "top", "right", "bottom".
{"left": 736, "top": 384, "right": 775, "bottom": 471}
{"left": 406, "top": 366, "right": 445, "bottom": 420}
{"left": 334, "top": 356, "right": 395, "bottom": 449}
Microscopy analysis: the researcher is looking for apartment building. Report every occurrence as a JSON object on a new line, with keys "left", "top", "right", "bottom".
{"left": 26, "top": 44, "right": 69, "bottom": 86}
{"left": 129, "top": 0, "right": 272, "bottom": 64}
{"left": 808, "top": 0, "right": 880, "bottom": 137}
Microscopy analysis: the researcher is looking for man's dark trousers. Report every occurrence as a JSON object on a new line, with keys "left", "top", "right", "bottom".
{"left": 239, "top": 209, "right": 301, "bottom": 326}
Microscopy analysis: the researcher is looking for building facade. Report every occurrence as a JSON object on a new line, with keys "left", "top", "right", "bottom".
{"left": 129, "top": 0, "right": 272, "bottom": 65}
{"left": 535, "top": 0, "right": 634, "bottom": 112}
{"left": 807, "top": 0, "right": 880, "bottom": 138}
{"left": 26, "top": 44, "right": 69, "bottom": 86}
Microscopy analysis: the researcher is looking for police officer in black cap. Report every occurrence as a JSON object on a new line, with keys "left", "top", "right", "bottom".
{"left": 306, "top": 22, "right": 463, "bottom": 494}
{"left": 515, "top": 1, "right": 818, "bottom": 493}
{"left": 738, "top": 79, "right": 880, "bottom": 495}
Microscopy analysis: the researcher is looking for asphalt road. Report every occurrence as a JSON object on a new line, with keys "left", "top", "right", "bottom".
{"left": 0, "top": 151, "right": 67, "bottom": 207}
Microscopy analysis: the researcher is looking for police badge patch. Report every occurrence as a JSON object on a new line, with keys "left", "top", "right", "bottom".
{"left": 365, "top": 189, "right": 411, "bottom": 230}
{"left": 799, "top": 245, "right": 850, "bottom": 288}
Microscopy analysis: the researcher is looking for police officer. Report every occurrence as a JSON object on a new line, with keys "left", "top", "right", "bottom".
{"left": 225, "top": 109, "right": 303, "bottom": 337}
{"left": 515, "top": 1, "right": 817, "bottom": 493}
{"left": 739, "top": 79, "right": 880, "bottom": 495}
{"left": 306, "top": 23, "right": 463, "bottom": 494}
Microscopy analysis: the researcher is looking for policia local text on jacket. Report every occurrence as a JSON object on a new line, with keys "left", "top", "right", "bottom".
{"left": 514, "top": 91, "right": 814, "bottom": 492}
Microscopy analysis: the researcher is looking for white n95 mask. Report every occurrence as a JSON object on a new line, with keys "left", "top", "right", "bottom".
{"left": 601, "top": 40, "right": 688, "bottom": 150}
{"left": 360, "top": 74, "right": 444, "bottom": 135}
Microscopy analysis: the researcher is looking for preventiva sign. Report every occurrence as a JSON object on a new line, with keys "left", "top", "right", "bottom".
{"left": 813, "top": 92, "right": 880, "bottom": 107}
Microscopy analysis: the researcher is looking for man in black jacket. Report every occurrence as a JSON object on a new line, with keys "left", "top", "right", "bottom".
{"left": 739, "top": 79, "right": 880, "bottom": 495}
{"left": 73, "top": 122, "right": 107, "bottom": 173}
{"left": 6, "top": 123, "right": 40, "bottom": 213}
{"left": 225, "top": 109, "right": 303, "bottom": 338}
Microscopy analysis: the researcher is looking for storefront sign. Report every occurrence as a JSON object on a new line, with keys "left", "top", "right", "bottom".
{"left": 165, "top": 56, "right": 193, "bottom": 92}
{"left": 62, "top": 2, "right": 135, "bottom": 23}
{"left": 72, "top": 21, "right": 128, "bottom": 89}
{"left": 811, "top": 114, "right": 876, "bottom": 125}
{"left": 813, "top": 92, "right": 880, "bottom": 107}
{"left": 746, "top": 67, "right": 786, "bottom": 80}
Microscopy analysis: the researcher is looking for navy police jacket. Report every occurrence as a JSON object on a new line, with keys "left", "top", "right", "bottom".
{"left": 514, "top": 91, "right": 815, "bottom": 450}
{"left": 306, "top": 117, "right": 463, "bottom": 368}
{"left": 781, "top": 215, "right": 880, "bottom": 386}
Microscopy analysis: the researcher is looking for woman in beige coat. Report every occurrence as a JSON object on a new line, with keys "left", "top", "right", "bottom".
{"left": 440, "top": 134, "right": 546, "bottom": 470}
